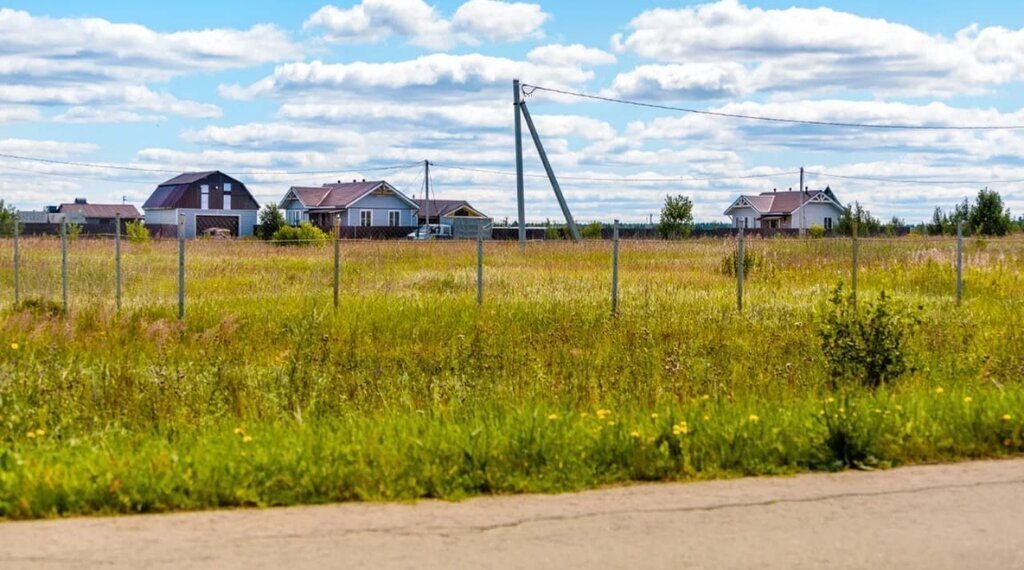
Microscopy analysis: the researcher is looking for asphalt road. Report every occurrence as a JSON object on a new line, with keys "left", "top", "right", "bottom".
{"left": 3, "top": 458, "right": 1023, "bottom": 569}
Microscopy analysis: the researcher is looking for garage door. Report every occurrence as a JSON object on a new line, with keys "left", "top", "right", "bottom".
{"left": 195, "top": 215, "right": 239, "bottom": 236}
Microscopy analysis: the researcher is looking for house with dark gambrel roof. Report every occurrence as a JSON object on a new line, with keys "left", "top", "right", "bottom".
{"left": 278, "top": 179, "right": 418, "bottom": 230}
{"left": 143, "top": 171, "right": 259, "bottom": 238}
{"left": 724, "top": 187, "right": 844, "bottom": 230}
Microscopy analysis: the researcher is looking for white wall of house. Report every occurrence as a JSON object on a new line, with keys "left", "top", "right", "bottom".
{"left": 144, "top": 208, "right": 257, "bottom": 238}
{"left": 727, "top": 206, "right": 761, "bottom": 228}
{"left": 791, "top": 202, "right": 843, "bottom": 230}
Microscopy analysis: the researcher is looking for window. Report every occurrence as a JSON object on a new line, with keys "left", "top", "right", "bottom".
{"left": 824, "top": 217, "right": 833, "bottom": 230}
{"left": 388, "top": 210, "right": 401, "bottom": 227}
{"left": 360, "top": 210, "right": 373, "bottom": 227}
{"left": 744, "top": 217, "right": 750, "bottom": 228}
{"left": 287, "top": 210, "right": 301, "bottom": 225}
{"left": 200, "top": 185, "right": 209, "bottom": 210}
{"left": 223, "top": 183, "right": 232, "bottom": 210}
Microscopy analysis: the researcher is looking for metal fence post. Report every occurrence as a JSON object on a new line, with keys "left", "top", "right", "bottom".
{"left": 956, "top": 221, "right": 963, "bottom": 304}
{"left": 611, "top": 219, "right": 619, "bottom": 315}
{"left": 115, "top": 213, "right": 122, "bottom": 312}
{"left": 12, "top": 213, "right": 19, "bottom": 306}
{"left": 851, "top": 218, "right": 859, "bottom": 307}
{"left": 737, "top": 224, "right": 745, "bottom": 313}
{"left": 333, "top": 215, "right": 341, "bottom": 311}
{"left": 61, "top": 218, "right": 68, "bottom": 313}
{"left": 476, "top": 225, "right": 484, "bottom": 306}
{"left": 177, "top": 213, "right": 185, "bottom": 320}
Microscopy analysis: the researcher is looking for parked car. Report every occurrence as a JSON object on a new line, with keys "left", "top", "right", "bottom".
{"left": 407, "top": 224, "right": 453, "bottom": 240}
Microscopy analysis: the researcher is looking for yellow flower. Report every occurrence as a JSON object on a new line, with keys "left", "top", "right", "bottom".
{"left": 242, "top": 435, "right": 253, "bottom": 443}
{"left": 703, "top": 415, "right": 710, "bottom": 421}
{"left": 10, "top": 343, "right": 18, "bottom": 350}
{"left": 607, "top": 420, "right": 616, "bottom": 426}
{"left": 630, "top": 430, "right": 641, "bottom": 438}
{"left": 825, "top": 397, "right": 835, "bottom": 404}
{"left": 650, "top": 412, "right": 659, "bottom": 419}
{"left": 547, "top": 413, "right": 559, "bottom": 421}
{"left": 701, "top": 395, "right": 710, "bottom": 401}
{"left": 672, "top": 421, "right": 689, "bottom": 435}
{"left": 1002, "top": 414, "right": 1013, "bottom": 422}
{"left": 26, "top": 431, "right": 35, "bottom": 439}
{"left": 935, "top": 387, "right": 945, "bottom": 395}
{"left": 963, "top": 396, "right": 973, "bottom": 404}
{"left": 35, "top": 429, "right": 45, "bottom": 437}
{"left": 233, "top": 427, "right": 244, "bottom": 435}
{"left": 748, "top": 415, "right": 760, "bottom": 423}
{"left": 596, "top": 409, "right": 612, "bottom": 420}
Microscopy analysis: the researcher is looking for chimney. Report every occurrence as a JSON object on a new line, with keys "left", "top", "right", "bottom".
{"left": 337, "top": 180, "right": 341, "bottom": 184}
{"left": 361, "top": 178, "right": 366, "bottom": 182}
{"left": 352, "top": 179, "right": 357, "bottom": 183}
{"left": 788, "top": 187, "right": 792, "bottom": 191}
{"left": 773, "top": 188, "right": 776, "bottom": 193}
{"left": 74, "top": 197, "right": 87, "bottom": 204}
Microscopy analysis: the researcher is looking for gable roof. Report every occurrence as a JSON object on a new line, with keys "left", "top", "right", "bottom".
{"left": 282, "top": 180, "right": 418, "bottom": 210}
{"left": 724, "top": 187, "right": 843, "bottom": 216}
{"left": 58, "top": 203, "right": 142, "bottom": 219}
{"left": 413, "top": 199, "right": 487, "bottom": 218}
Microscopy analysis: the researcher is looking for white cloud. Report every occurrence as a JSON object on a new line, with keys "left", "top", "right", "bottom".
{"left": 607, "top": 63, "right": 747, "bottom": 100}
{"left": 0, "top": 106, "right": 42, "bottom": 123}
{"left": 305, "top": 0, "right": 546, "bottom": 48}
{"left": 451, "top": 0, "right": 547, "bottom": 43}
{"left": 527, "top": 44, "right": 616, "bottom": 67}
{"left": 611, "top": 0, "right": 1024, "bottom": 98}
{"left": 221, "top": 53, "right": 598, "bottom": 100}
{"left": 0, "top": 138, "right": 98, "bottom": 157}
{"left": 53, "top": 107, "right": 167, "bottom": 124}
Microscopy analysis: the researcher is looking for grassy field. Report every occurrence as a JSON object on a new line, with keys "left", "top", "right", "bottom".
{"left": 0, "top": 235, "right": 1022, "bottom": 519}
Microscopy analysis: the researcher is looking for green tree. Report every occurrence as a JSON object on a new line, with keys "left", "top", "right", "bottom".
{"left": 968, "top": 188, "right": 1012, "bottom": 236}
{"left": 0, "top": 200, "right": 17, "bottom": 237}
{"left": 256, "top": 203, "right": 286, "bottom": 240}
{"left": 837, "top": 201, "right": 881, "bottom": 236}
{"left": 926, "top": 207, "right": 948, "bottom": 236}
{"left": 580, "top": 221, "right": 603, "bottom": 239}
{"left": 656, "top": 194, "right": 694, "bottom": 239}
{"left": 125, "top": 220, "right": 150, "bottom": 244}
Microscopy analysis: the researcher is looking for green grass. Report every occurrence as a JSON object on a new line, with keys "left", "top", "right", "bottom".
{"left": 0, "top": 236, "right": 1022, "bottom": 519}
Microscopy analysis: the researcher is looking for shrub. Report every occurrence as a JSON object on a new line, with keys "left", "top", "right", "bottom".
{"left": 808, "top": 225, "right": 825, "bottom": 239}
{"left": 125, "top": 220, "right": 149, "bottom": 244}
{"left": 720, "top": 248, "right": 771, "bottom": 278}
{"left": 272, "top": 222, "right": 328, "bottom": 246}
{"left": 581, "top": 222, "right": 603, "bottom": 239}
{"left": 66, "top": 223, "right": 83, "bottom": 241}
{"left": 257, "top": 204, "right": 286, "bottom": 240}
{"left": 818, "top": 284, "right": 918, "bottom": 389}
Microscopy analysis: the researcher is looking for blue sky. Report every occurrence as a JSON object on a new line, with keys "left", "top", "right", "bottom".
{"left": 2, "top": 0, "right": 1024, "bottom": 222}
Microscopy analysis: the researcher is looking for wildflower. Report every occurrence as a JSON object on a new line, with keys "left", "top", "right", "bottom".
{"left": 607, "top": 420, "right": 617, "bottom": 426}
{"left": 825, "top": 397, "right": 835, "bottom": 404}
{"left": 819, "top": 410, "right": 825, "bottom": 416}
{"left": 650, "top": 413, "right": 659, "bottom": 420}
{"left": 703, "top": 415, "right": 710, "bottom": 421}
{"left": 963, "top": 396, "right": 973, "bottom": 404}
{"left": 701, "top": 395, "right": 710, "bottom": 401}
{"left": 547, "top": 413, "right": 559, "bottom": 421}
{"left": 1002, "top": 414, "right": 1012, "bottom": 422}
{"left": 672, "top": 422, "right": 689, "bottom": 435}
{"left": 596, "top": 409, "right": 612, "bottom": 420}
{"left": 35, "top": 429, "right": 44, "bottom": 437}
{"left": 233, "top": 427, "right": 244, "bottom": 435}
{"left": 26, "top": 431, "right": 35, "bottom": 439}
{"left": 630, "top": 430, "right": 641, "bottom": 439}
{"left": 242, "top": 435, "right": 253, "bottom": 443}
{"left": 10, "top": 343, "right": 18, "bottom": 350}
{"left": 748, "top": 415, "right": 760, "bottom": 423}
{"left": 935, "top": 387, "right": 945, "bottom": 395}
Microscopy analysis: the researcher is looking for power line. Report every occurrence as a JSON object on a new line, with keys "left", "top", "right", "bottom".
{"left": 805, "top": 170, "right": 1024, "bottom": 185}
{"left": 520, "top": 84, "right": 1024, "bottom": 131}
{"left": 432, "top": 162, "right": 798, "bottom": 182}
{"left": 0, "top": 152, "right": 423, "bottom": 176}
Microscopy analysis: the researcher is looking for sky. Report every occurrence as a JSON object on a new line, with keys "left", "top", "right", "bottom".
{"left": 2, "top": 0, "right": 1024, "bottom": 223}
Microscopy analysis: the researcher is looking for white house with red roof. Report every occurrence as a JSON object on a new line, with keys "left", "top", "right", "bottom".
{"left": 279, "top": 179, "right": 419, "bottom": 230}
{"left": 724, "top": 187, "right": 845, "bottom": 230}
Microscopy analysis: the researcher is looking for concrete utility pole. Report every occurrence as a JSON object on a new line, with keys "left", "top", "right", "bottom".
{"left": 514, "top": 79, "right": 526, "bottom": 247}
{"left": 424, "top": 160, "right": 431, "bottom": 235}
{"left": 519, "top": 99, "right": 581, "bottom": 242}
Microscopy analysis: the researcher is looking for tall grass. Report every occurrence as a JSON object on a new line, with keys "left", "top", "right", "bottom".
{"left": 0, "top": 236, "right": 1022, "bottom": 518}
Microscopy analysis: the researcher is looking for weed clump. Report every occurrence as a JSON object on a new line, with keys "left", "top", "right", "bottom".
{"left": 819, "top": 284, "right": 919, "bottom": 389}
{"left": 272, "top": 222, "right": 329, "bottom": 246}
{"left": 720, "top": 248, "right": 772, "bottom": 278}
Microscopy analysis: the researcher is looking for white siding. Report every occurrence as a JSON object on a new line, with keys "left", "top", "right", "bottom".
{"left": 144, "top": 209, "right": 178, "bottom": 225}
{"left": 728, "top": 206, "right": 761, "bottom": 229}
{"left": 792, "top": 202, "right": 843, "bottom": 230}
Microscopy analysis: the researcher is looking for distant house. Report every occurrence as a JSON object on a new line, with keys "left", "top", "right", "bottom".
{"left": 279, "top": 180, "right": 418, "bottom": 230}
{"left": 58, "top": 199, "right": 141, "bottom": 225}
{"left": 724, "top": 187, "right": 844, "bottom": 230}
{"left": 143, "top": 171, "right": 259, "bottom": 238}
{"left": 414, "top": 199, "right": 492, "bottom": 239}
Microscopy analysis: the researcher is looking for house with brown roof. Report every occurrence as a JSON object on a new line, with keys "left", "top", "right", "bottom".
{"left": 724, "top": 187, "right": 844, "bottom": 230}
{"left": 414, "top": 199, "right": 491, "bottom": 239}
{"left": 143, "top": 171, "right": 260, "bottom": 238}
{"left": 58, "top": 199, "right": 141, "bottom": 225}
{"left": 279, "top": 179, "right": 419, "bottom": 230}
